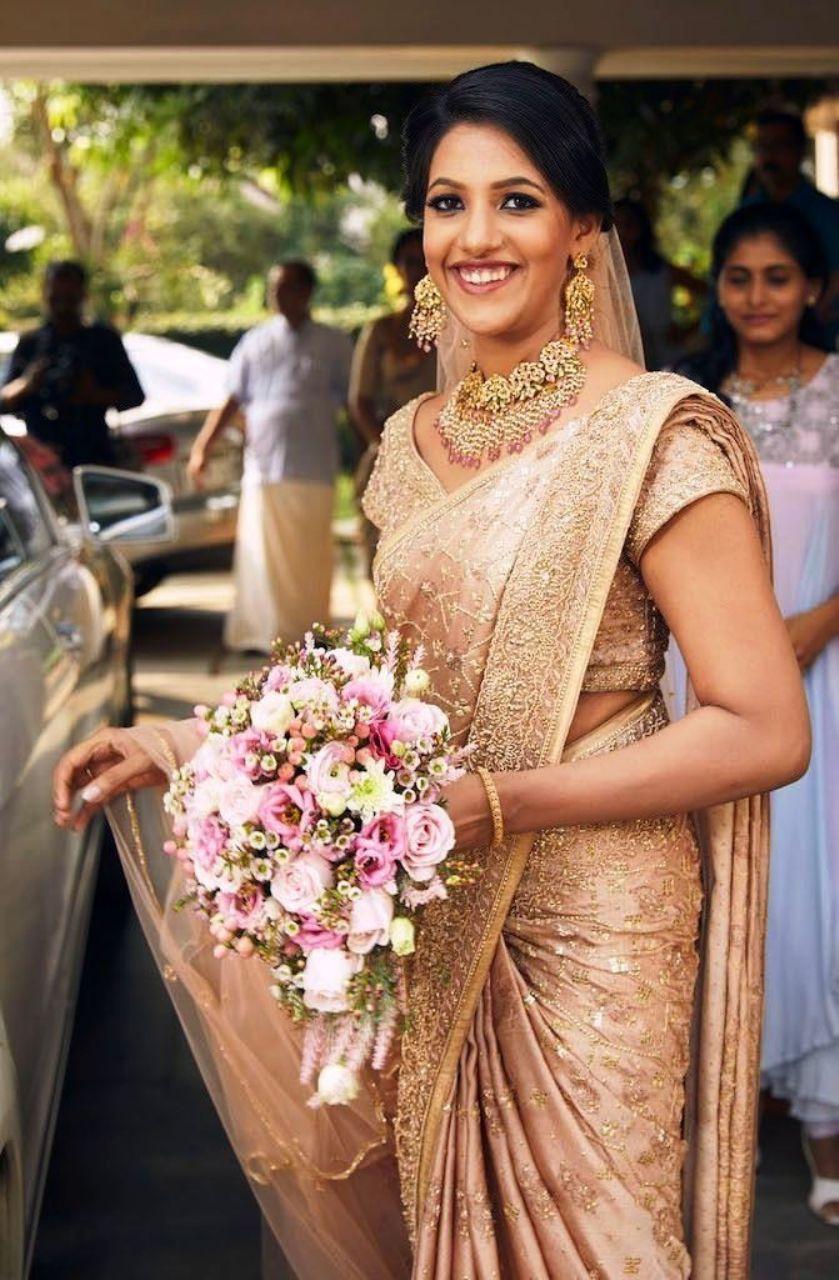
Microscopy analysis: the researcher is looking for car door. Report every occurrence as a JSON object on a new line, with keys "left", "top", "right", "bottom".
{"left": 0, "top": 434, "right": 129, "bottom": 1267}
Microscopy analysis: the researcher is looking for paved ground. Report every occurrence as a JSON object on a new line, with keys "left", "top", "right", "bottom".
{"left": 32, "top": 557, "right": 838, "bottom": 1278}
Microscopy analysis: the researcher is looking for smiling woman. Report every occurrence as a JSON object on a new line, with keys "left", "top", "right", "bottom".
{"left": 53, "top": 61, "right": 810, "bottom": 1280}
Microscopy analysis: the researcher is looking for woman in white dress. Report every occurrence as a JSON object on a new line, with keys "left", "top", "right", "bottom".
{"left": 679, "top": 201, "right": 839, "bottom": 1225}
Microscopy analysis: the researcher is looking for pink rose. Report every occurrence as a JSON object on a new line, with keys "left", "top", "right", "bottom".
{"left": 188, "top": 815, "right": 228, "bottom": 870}
{"left": 347, "top": 888, "right": 395, "bottom": 955}
{"left": 401, "top": 803, "right": 455, "bottom": 881}
{"left": 296, "top": 915, "right": 347, "bottom": 952}
{"left": 342, "top": 670, "right": 395, "bottom": 715}
{"left": 387, "top": 698, "right": 448, "bottom": 745}
{"left": 270, "top": 852, "right": 334, "bottom": 913}
{"left": 302, "top": 947, "right": 364, "bottom": 1013}
{"left": 217, "top": 885, "right": 268, "bottom": 931}
{"left": 354, "top": 812, "right": 405, "bottom": 888}
{"left": 218, "top": 775, "right": 262, "bottom": 828}
{"left": 306, "top": 742, "right": 352, "bottom": 801}
{"left": 367, "top": 719, "right": 400, "bottom": 767}
{"left": 264, "top": 663, "right": 293, "bottom": 691}
{"left": 259, "top": 782, "right": 315, "bottom": 847}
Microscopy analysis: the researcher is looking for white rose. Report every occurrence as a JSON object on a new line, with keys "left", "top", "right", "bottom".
{"left": 270, "top": 852, "right": 334, "bottom": 913}
{"left": 250, "top": 691, "right": 295, "bottom": 737}
{"left": 302, "top": 948, "right": 364, "bottom": 1013}
{"left": 330, "top": 648, "right": 371, "bottom": 678}
{"left": 190, "top": 776, "right": 224, "bottom": 819}
{"left": 347, "top": 888, "right": 394, "bottom": 955}
{"left": 218, "top": 775, "right": 262, "bottom": 827}
{"left": 316, "top": 1062, "right": 360, "bottom": 1106}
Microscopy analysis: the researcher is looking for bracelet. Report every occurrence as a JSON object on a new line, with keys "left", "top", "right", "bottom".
{"left": 475, "top": 766, "right": 505, "bottom": 848}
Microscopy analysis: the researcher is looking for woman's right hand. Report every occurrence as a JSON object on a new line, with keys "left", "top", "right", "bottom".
{"left": 53, "top": 727, "right": 168, "bottom": 832}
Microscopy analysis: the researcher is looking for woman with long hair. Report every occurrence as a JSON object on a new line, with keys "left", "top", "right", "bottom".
{"left": 54, "top": 64, "right": 809, "bottom": 1278}
{"left": 678, "top": 202, "right": 839, "bottom": 1226}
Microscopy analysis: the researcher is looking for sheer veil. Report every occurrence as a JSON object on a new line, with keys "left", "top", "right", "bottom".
{"left": 436, "top": 227, "right": 645, "bottom": 391}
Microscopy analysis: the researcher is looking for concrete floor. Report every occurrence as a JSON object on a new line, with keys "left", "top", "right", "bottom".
{"left": 32, "top": 561, "right": 839, "bottom": 1278}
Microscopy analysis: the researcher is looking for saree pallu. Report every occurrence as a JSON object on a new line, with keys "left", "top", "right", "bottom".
{"left": 107, "top": 372, "right": 770, "bottom": 1280}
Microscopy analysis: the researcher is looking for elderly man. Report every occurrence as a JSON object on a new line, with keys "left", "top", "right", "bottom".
{"left": 189, "top": 260, "right": 352, "bottom": 653}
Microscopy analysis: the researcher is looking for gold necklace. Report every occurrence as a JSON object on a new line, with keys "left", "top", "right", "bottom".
{"left": 435, "top": 336, "right": 586, "bottom": 468}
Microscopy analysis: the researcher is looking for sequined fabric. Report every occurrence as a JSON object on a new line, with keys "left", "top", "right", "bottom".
{"left": 414, "top": 695, "right": 701, "bottom": 1279}
{"left": 365, "top": 396, "right": 747, "bottom": 700}
{"left": 727, "top": 352, "right": 839, "bottom": 467}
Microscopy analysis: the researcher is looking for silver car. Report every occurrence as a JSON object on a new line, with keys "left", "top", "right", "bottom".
{"left": 0, "top": 332, "right": 242, "bottom": 591}
{"left": 0, "top": 434, "right": 172, "bottom": 1278}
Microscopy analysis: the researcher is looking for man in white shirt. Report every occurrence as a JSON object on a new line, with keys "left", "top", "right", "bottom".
{"left": 189, "top": 260, "right": 353, "bottom": 651}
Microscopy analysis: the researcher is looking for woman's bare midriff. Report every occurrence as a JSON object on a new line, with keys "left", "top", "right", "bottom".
{"left": 567, "top": 689, "right": 646, "bottom": 747}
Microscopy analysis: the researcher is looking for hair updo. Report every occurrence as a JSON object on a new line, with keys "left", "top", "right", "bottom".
{"left": 402, "top": 61, "right": 613, "bottom": 232}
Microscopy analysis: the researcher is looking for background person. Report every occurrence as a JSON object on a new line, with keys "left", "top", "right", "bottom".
{"left": 613, "top": 196, "right": 707, "bottom": 369}
{"left": 0, "top": 260, "right": 144, "bottom": 469}
{"left": 677, "top": 202, "right": 839, "bottom": 1224}
{"left": 744, "top": 108, "right": 839, "bottom": 345}
{"left": 188, "top": 260, "right": 353, "bottom": 653}
{"left": 349, "top": 227, "right": 437, "bottom": 566}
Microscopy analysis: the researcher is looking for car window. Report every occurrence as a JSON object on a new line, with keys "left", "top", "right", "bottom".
{"left": 0, "top": 436, "right": 52, "bottom": 580}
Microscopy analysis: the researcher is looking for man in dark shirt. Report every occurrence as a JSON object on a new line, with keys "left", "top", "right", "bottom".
{"left": 1, "top": 260, "right": 144, "bottom": 469}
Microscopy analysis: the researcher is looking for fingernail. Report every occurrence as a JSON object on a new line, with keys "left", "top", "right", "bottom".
{"left": 81, "top": 783, "right": 102, "bottom": 803}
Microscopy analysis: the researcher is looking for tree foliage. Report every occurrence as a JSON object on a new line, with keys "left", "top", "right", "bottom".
{"left": 0, "top": 75, "right": 832, "bottom": 327}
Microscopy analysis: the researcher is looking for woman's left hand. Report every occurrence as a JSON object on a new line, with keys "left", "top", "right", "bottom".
{"left": 442, "top": 773, "right": 494, "bottom": 852}
{"left": 786, "top": 600, "right": 839, "bottom": 671}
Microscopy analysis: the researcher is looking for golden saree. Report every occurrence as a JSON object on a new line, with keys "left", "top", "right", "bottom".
{"left": 107, "top": 370, "right": 769, "bottom": 1280}
{"left": 365, "top": 371, "right": 770, "bottom": 1277}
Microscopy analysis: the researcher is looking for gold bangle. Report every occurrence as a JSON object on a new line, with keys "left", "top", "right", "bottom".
{"left": 475, "top": 766, "right": 505, "bottom": 848}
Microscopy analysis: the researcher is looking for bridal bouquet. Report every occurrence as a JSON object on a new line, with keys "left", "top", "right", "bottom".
{"left": 163, "top": 613, "right": 474, "bottom": 1106}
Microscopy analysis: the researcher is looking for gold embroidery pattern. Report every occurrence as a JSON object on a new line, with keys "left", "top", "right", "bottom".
{"left": 384, "top": 374, "right": 708, "bottom": 1233}
{"left": 368, "top": 373, "right": 769, "bottom": 1277}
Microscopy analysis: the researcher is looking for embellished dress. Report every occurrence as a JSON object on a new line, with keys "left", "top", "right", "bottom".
{"left": 108, "top": 371, "right": 771, "bottom": 1280}
{"left": 729, "top": 354, "right": 839, "bottom": 1132}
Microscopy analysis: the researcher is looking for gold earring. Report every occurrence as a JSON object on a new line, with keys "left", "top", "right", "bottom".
{"left": 409, "top": 274, "right": 447, "bottom": 351}
{"left": 564, "top": 252, "right": 595, "bottom": 348}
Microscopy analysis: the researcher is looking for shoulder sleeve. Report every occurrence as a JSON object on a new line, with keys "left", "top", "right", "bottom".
{"left": 626, "top": 415, "right": 749, "bottom": 566}
{"left": 226, "top": 333, "right": 251, "bottom": 403}
{"left": 349, "top": 320, "right": 383, "bottom": 402}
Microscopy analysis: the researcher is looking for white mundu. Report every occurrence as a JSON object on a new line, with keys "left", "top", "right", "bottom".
{"left": 224, "top": 315, "right": 352, "bottom": 650}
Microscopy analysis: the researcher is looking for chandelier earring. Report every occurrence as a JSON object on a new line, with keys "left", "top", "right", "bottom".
{"left": 408, "top": 274, "right": 447, "bottom": 351}
{"left": 563, "top": 252, "right": 595, "bottom": 349}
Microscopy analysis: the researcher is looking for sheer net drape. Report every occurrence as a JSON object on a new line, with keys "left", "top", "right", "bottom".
{"left": 107, "top": 723, "right": 411, "bottom": 1280}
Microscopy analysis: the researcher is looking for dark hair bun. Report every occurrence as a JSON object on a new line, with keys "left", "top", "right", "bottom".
{"left": 402, "top": 61, "right": 613, "bottom": 231}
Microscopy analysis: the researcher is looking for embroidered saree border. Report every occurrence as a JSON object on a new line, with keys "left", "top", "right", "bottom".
{"left": 391, "top": 372, "right": 708, "bottom": 1238}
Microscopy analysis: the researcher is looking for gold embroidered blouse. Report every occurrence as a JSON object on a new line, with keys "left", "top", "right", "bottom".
{"left": 363, "top": 394, "right": 747, "bottom": 696}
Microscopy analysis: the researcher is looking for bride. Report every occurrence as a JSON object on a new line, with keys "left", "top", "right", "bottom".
{"left": 54, "top": 62, "right": 809, "bottom": 1279}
